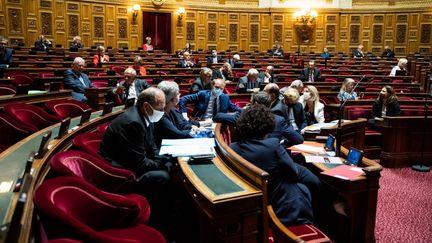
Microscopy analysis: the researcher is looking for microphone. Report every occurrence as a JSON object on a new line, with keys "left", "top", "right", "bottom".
{"left": 335, "top": 75, "right": 367, "bottom": 157}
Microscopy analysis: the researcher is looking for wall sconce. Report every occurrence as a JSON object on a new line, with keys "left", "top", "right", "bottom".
{"left": 132, "top": 4, "right": 141, "bottom": 22}
{"left": 177, "top": 7, "right": 185, "bottom": 25}
{"left": 293, "top": 8, "right": 317, "bottom": 55}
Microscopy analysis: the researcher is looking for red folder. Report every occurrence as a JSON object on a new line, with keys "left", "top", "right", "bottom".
{"left": 320, "top": 164, "right": 365, "bottom": 180}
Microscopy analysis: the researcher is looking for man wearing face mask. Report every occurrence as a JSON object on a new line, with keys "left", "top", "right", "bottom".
{"left": 100, "top": 87, "right": 171, "bottom": 188}
{"left": 179, "top": 79, "right": 242, "bottom": 122}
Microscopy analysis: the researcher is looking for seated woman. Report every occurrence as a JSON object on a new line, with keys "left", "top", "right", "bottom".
{"left": 369, "top": 85, "right": 401, "bottom": 126}
{"left": 92, "top": 45, "right": 109, "bottom": 67}
{"left": 129, "top": 55, "right": 147, "bottom": 76}
{"left": 154, "top": 81, "right": 202, "bottom": 147}
{"left": 142, "top": 37, "right": 154, "bottom": 51}
{"left": 337, "top": 78, "right": 360, "bottom": 102}
{"left": 230, "top": 104, "right": 319, "bottom": 226}
{"left": 283, "top": 87, "right": 307, "bottom": 133}
{"left": 300, "top": 85, "right": 325, "bottom": 125}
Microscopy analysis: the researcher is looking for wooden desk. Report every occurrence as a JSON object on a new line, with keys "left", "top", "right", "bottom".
{"left": 174, "top": 157, "right": 261, "bottom": 243}
{"left": 84, "top": 87, "right": 109, "bottom": 110}
{"left": 375, "top": 116, "right": 432, "bottom": 168}
{"left": 0, "top": 90, "right": 71, "bottom": 109}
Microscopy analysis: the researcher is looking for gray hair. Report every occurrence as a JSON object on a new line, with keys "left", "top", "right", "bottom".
{"left": 233, "top": 54, "right": 240, "bottom": 61}
{"left": 157, "top": 81, "right": 179, "bottom": 103}
{"left": 290, "top": 79, "right": 304, "bottom": 90}
{"left": 398, "top": 58, "right": 408, "bottom": 66}
{"left": 247, "top": 68, "right": 259, "bottom": 76}
{"left": 73, "top": 57, "right": 85, "bottom": 65}
{"left": 124, "top": 67, "right": 137, "bottom": 76}
{"left": 200, "top": 67, "right": 213, "bottom": 77}
{"left": 133, "top": 55, "right": 142, "bottom": 64}
{"left": 97, "top": 45, "right": 105, "bottom": 51}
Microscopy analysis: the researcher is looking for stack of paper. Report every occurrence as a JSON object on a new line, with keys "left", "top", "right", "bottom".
{"left": 321, "top": 165, "right": 365, "bottom": 180}
{"left": 159, "top": 138, "right": 215, "bottom": 157}
{"left": 305, "top": 156, "right": 344, "bottom": 164}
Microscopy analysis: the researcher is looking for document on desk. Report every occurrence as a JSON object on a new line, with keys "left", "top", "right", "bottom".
{"left": 160, "top": 138, "right": 216, "bottom": 157}
{"left": 305, "top": 156, "right": 344, "bottom": 164}
{"left": 321, "top": 164, "right": 365, "bottom": 180}
{"left": 290, "top": 144, "right": 325, "bottom": 154}
{"left": 301, "top": 122, "right": 337, "bottom": 134}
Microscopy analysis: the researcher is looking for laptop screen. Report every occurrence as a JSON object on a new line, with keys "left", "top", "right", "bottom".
{"left": 346, "top": 148, "right": 363, "bottom": 166}
{"left": 324, "top": 135, "right": 335, "bottom": 151}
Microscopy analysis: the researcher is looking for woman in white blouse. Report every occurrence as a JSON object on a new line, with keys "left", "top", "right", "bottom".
{"left": 300, "top": 85, "right": 325, "bottom": 124}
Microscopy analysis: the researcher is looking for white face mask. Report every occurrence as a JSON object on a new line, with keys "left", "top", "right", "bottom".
{"left": 147, "top": 106, "right": 165, "bottom": 123}
{"left": 213, "top": 88, "right": 223, "bottom": 96}
{"left": 303, "top": 92, "right": 311, "bottom": 101}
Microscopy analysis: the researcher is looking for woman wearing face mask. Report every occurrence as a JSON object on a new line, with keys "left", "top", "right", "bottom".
{"left": 301, "top": 85, "right": 325, "bottom": 125}
{"left": 154, "top": 81, "right": 202, "bottom": 147}
{"left": 369, "top": 85, "right": 400, "bottom": 127}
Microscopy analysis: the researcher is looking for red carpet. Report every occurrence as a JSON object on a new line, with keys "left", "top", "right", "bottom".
{"left": 376, "top": 168, "right": 432, "bottom": 242}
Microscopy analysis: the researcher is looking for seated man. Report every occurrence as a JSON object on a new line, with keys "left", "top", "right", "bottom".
{"left": 320, "top": 47, "right": 331, "bottom": 59}
{"left": 236, "top": 68, "right": 263, "bottom": 92}
{"left": 259, "top": 65, "right": 277, "bottom": 83}
{"left": 264, "top": 83, "right": 287, "bottom": 119}
{"left": 110, "top": 67, "right": 150, "bottom": 104}
{"left": 71, "top": 36, "right": 84, "bottom": 49}
{"left": 179, "top": 78, "right": 242, "bottom": 121}
{"left": 0, "top": 36, "right": 12, "bottom": 69}
{"left": 381, "top": 45, "right": 395, "bottom": 59}
{"left": 352, "top": 44, "right": 365, "bottom": 59}
{"left": 99, "top": 87, "right": 173, "bottom": 232}
{"left": 301, "top": 61, "right": 320, "bottom": 82}
{"left": 227, "top": 54, "right": 244, "bottom": 68}
{"left": 155, "top": 81, "right": 202, "bottom": 147}
{"left": 270, "top": 41, "right": 284, "bottom": 57}
{"left": 64, "top": 57, "right": 94, "bottom": 102}
{"left": 178, "top": 51, "right": 195, "bottom": 68}
{"left": 206, "top": 49, "right": 223, "bottom": 66}
{"left": 212, "top": 62, "right": 233, "bottom": 81}
{"left": 34, "top": 34, "right": 51, "bottom": 51}
{"left": 190, "top": 67, "right": 212, "bottom": 94}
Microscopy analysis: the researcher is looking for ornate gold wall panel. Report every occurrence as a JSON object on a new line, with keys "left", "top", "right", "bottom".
{"left": 0, "top": 0, "right": 430, "bottom": 55}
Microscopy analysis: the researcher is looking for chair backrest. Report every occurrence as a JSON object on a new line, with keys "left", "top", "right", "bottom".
{"left": 33, "top": 176, "right": 142, "bottom": 241}
{"left": 71, "top": 132, "right": 104, "bottom": 156}
{"left": 0, "top": 113, "right": 34, "bottom": 152}
{"left": 50, "top": 150, "right": 135, "bottom": 193}
{"left": 45, "top": 99, "right": 91, "bottom": 119}
{"left": 9, "top": 73, "right": 34, "bottom": 86}
{"left": 4, "top": 103, "right": 62, "bottom": 131}
{"left": 0, "top": 84, "right": 16, "bottom": 95}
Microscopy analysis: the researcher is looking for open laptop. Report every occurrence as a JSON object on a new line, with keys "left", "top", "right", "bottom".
{"left": 346, "top": 147, "right": 364, "bottom": 166}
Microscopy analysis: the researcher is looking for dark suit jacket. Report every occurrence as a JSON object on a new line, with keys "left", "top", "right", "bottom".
{"left": 0, "top": 48, "right": 12, "bottom": 68}
{"left": 99, "top": 106, "right": 165, "bottom": 176}
{"left": 63, "top": 69, "right": 94, "bottom": 102}
{"left": 179, "top": 90, "right": 242, "bottom": 119}
{"left": 270, "top": 47, "right": 284, "bottom": 57}
{"left": 236, "top": 76, "right": 264, "bottom": 91}
{"left": 212, "top": 69, "right": 233, "bottom": 81}
{"left": 206, "top": 56, "right": 223, "bottom": 65}
{"left": 189, "top": 77, "right": 211, "bottom": 94}
{"left": 228, "top": 59, "right": 244, "bottom": 68}
{"left": 381, "top": 49, "right": 395, "bottom": 58}
{"left": 114, "top": 79, "right": 150, "bottom": 104}
{"left": 270, "top": 99, "right": 288, "bottom": 119}
{"left": 286, "top": 102, "right": 307, "bottom": 131}
{"left": 178, "top": 59, "right": 195, "bottom": 68}
{"left": 371, "top": 100, "right": 401, "bottom": 118}
{"left": 258, "top": 72, "right": 277, "bottom": 83}
{"left": 352, "top": 49, "right": 364, "bottom": 58}
{"left": 154, "top": 108, "right": 199, "bottom": 147}
{"left": 301, "top": 68, "right": 320, "bottom": 82}
{"left": 34, "top": 40, "right": 50, "bottom": 51}
{"left": 230, "top": 138, "right": 313, "bottom": 225}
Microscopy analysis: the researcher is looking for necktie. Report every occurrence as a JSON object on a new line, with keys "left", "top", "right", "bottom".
{"left": 212, "top": 97, "right": 218, "bottom": 117}
{"left": 123, "top": 84, "right": 130, "bottom": 104}
{"left": 309, "top": 70, "right": 314, "bottom": 82}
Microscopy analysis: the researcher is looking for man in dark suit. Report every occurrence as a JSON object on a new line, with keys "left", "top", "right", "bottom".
{"left": 212, "top": 62, "right": 234, "bottom": 81}
{"left": 227, "top": 54, "right": 244, "bottom": 68}
{"left": 34, "top": 34, "right": 51, "bottom": 51}
{"left": 179, "top": 78, "right": 242, "bottom": 120}
{"left": 259, "top": 65, "right": 277, "bottom": 83}
{"left": 190, "top": 67, "right": 212, "bottom": 94}
{"left": 236, "top": 68, "right": 263, "bottom": 92}
{"left": 270, "top": 41, "right": 284, "bottom": 57}
{"left": 177, "top": 51, "right": 195, "bottom": 68}
{"left": 300, "top": 61, "right": 320, "bottom": 82}
{"left": 0, "top": 37, "right": 12, "bottom": 69}
{"left": 230, "top": 104, "right": 319, "bottom": 226}
{"left": 352, "top": 44, "right": 365, "bottom": 58}
{"left": 263, "top": 83, "right": 287, "bottom": 118}
{"left": 206, "top": 49, "right": 223, "bottom": 66}
{"left": 63, "top": 57, "right": 94, "bottom": 102}
{"left": 381, "top": 45, "right": 395, "bottom": 59}
{"left": 111, "top": 67, "right": 150, "bottom": 104}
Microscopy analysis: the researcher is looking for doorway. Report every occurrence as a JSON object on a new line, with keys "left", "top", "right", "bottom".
{"left": 142, "top": 12, "right": 172, "bottom": 52}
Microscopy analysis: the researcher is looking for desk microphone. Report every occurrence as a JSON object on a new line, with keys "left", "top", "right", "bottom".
{"left": 335, "top": 75, "right": 367, "bottom": 157}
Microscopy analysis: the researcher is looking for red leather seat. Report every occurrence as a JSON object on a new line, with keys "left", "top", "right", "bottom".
{"left": 0, "top": 113, "right": 34, "bottom": 152}
{"left": 45, "top": 99, "right": 92, "bottom": 119}
{"left": 33, "top": 176, "right": 164, "bottom": 243}
{"left": 4, "top": 103, "right": 62, "bottom": 132}
{"left": 0, "top": 84, "right": 16, "bottom": 95}
{"left": 96, "top": 123, "right": 109, "bottom": 134}
{"left": 71, "top": 132, "right": 104, "bottom": 156}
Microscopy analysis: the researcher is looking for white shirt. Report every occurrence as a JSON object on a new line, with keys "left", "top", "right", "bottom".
{"left": 389, "top": 65, "right": 401, "bottom": 76}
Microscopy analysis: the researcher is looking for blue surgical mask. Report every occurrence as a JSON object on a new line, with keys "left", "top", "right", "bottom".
{"left": 213, "top": 88, "right": 223, "bottom": 96}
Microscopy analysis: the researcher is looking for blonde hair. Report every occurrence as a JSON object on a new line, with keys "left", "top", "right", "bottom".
{"left": 133, "top": 55, "right": 143, "bottom": 64}
{"left": 283, "top": 87, "right": 300, "bottom": 103}
{"left": 305, "top": 85, "right": 319, "bottom": 103}
{"left": 145, "top": 37, "right": 152, "bottom": 43}
{"left": 97, "top": 45, "right": 105, "bottom": 52}
{"left": 340, "top": 78, "right": 355, "bottom": 92}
